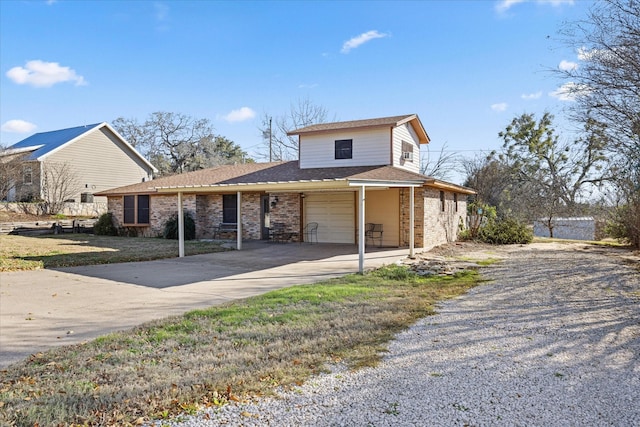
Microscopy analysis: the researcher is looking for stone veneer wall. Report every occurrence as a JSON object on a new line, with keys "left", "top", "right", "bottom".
{"left": 269, "top": 192, "right": 301, "bottom": 242}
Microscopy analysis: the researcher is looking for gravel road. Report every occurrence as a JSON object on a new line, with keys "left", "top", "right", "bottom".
{"left": 156, "top": 242, "right": 640, "bottom": 427}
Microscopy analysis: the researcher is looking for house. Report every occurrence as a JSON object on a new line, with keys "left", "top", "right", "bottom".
{"left": 533, "top": 217, "right": 597, "bottom": 241}
{"left": 1, "top": 122, "right": 156, "bottom": 203}
{"left": 96, "top": 114, "right": 475, "bottom": 271}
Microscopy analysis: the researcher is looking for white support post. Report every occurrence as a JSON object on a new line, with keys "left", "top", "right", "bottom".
{"left": 178, "top": 192, "right": 185, "bottom": 258}
{"left": 409, "top": 186, "right": 415, "bottom": 259}
{"left": 236, "top": 191, "right": 242, "bottom": 250}
{"left": 358, "top": 185, "right": 366, "bottom": 274}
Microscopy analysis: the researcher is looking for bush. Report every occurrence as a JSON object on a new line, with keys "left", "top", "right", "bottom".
{"left": 94, "top": 213, "right": 118, "bottom": 236}
{"left": 163, "top": 211, "right": 196, "bottom": 240}
{"left": 477, "top": 217, "right": 533, "bottom": 245}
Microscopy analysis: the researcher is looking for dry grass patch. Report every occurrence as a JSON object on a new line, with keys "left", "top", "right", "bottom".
{"left": 0, "top": 265, "right": 481, "bottom": 426}
{"left": 0, "top": 234, "right": 227, "bottom": 271}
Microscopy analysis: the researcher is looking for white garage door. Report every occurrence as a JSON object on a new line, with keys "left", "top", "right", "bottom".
{"left": 305, "top": 192, "right": 355, "bottom": 244}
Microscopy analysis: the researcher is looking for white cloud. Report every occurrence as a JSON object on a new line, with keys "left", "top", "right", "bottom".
{"left": 521, "top": 91, "right": 542, "bottom": 100}
{"left": 491, "top": 103, "right": 508, "bottom": 112}
{"left": 222, "top": 107, "right": 256, "bottom": 123}
{"left": 549, "top": 82, "right": 590, "bottom": 101}
{"left": 341, "top": 30, "right": 389, "bottom": 54}
{"left": 496, "top": 0, "right": 574, "bottom": 13}
{"left": 558, "top": 60, "right": 578, "bottom": 71}
{"left": 2, "top": 119, "right": 37, "bottom": 133}
{"left": 6, "top": 60, "right": 87, "bottom": 88}
{"left": 155, "top": 2, "right": 169, "bottom": 21}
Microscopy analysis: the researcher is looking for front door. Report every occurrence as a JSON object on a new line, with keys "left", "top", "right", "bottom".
{"left": 261, "top": 195, "right": 270, "bottom": 240}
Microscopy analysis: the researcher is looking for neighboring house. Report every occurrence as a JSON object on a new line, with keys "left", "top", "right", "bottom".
{"left": 96, "top": 114, "right": 475, "bottom": 270}
{"left": 533, "top": 217, "right": 596, "bottom": 241}
{"left": 1, "top": 123, "right": 156, "bottom": 203}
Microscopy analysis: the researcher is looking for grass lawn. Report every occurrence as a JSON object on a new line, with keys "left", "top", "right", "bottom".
{"left": 0, "top": 265, "right": 485, "bottom": 426}
{"left": 0, "top": 234, "right": 227, "bottom": 271}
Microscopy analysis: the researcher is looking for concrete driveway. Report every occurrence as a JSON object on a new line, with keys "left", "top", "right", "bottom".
{"left": 0, "top": 241, "right": 410, "bottom": 368}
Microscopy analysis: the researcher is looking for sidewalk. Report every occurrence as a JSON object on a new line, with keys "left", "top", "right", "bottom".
{"left": 0, "top": 242, "right": 410, "bottom": 368}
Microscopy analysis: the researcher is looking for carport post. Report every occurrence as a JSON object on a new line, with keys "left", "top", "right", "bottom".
{"left": 358, "top": 185, "right": 365, "bottom": 273}
{"left": 409, "top": 186, "right": 415, "bottom": 259}
{"left": 236, "top": 191, "right": 242, "bottom": 251}
{"left": 178, "top": 192, "right": 185, "bottom": 258}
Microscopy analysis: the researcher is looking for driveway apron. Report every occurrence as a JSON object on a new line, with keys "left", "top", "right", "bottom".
{"left": 0, "top": 242, "right": 408, "bottom": 368}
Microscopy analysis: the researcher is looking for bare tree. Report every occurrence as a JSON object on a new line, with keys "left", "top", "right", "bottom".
{"left": 113, "top": 112, "right": 249, "bottom": 175}
{"left": 557, "top": 0, "right": 640, "bottom": 246}
{"left": 0, "top": 147, "right": 25, "bottom": 201}
{"left": 259, "top": 97, "right": 331, "bottom": 161}
{"left": 420, "top": 142, "right": 460, "bottom": 181}
{"left": 41, "top": 162, "right": 81, "bottom": 215}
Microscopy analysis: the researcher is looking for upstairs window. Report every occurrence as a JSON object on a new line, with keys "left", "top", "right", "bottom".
{"left": 123, "top": 195, "right": 150, "bottom": 225}
{"left": 401, "top": 141, "right": 414, "bottom": 162}
{"left": 223, "top": 194, "right": 237, "bottom": 223}
{"left": 335, "top": 139, "right": 353, "bottom": 160}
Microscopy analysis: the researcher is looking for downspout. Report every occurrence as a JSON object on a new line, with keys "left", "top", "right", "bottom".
{"left": 178, "top": 192, "right": 185, "bottom": 258}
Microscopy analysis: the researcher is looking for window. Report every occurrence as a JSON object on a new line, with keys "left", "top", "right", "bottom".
{"left": 335, "top": 139, "right": 352, "bottom": 159}
{"left": 454, "top": 193, "right": 458, "bottom": 212}
{"left": 440, "top": 191, "right": 445, "bottom": 212}
{"left": 123, "top": 195, "right": 150, "bottom": 225}
{"left": 401, "top": 141, "right": 414, "bottom": 162}
{"left": 23, "top": 166, "right": 32, "bottom": 185}
{"left": 223, "top": 194, "right": 237, "bottom": 223}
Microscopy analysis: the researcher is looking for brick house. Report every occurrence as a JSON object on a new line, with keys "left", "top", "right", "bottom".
{"left": 97, "top": 114, "right": 475, "bottom": 271}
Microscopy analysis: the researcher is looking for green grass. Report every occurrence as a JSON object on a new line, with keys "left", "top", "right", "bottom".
{"left": 0, "top": 234, "right": 227, "bottom": 271}
{"left": 0, "top": 265, "right": 482, "bottom": 426}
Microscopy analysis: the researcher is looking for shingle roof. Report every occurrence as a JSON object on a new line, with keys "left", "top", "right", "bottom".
{"left": 96, "top": 161, "right": 476, "bottom": 196}
{"left": 287, "top": 114, "right": 430, "bottom": 144}
{"left": 6, "top": 123, "right": 103, "bottom": 160}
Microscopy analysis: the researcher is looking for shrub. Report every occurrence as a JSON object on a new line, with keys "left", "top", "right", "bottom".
{"left": 94, "top": 213, "right": 118, "bottom": 236}
{"left": 163, "top": 211, "right": 196, "bottom": 240}
{"left": 477, "top": 217, "right": 533, "bottom": 245}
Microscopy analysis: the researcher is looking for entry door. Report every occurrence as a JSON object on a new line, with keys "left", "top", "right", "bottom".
{"left": 305, "top": 192, "right": 355, "bottom": 243}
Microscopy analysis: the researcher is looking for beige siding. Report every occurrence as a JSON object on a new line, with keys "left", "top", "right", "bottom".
{"left": 299, "top": 128, "right": 390, "bottom": 169}
{"left": 46, "top": 127, "right": 154, "bottom": 202}
{"left": 361, "top": 188, "right": 400, "bottom": 246}
{"left": 392, "top": 123, "right": 420, "bottom": 173}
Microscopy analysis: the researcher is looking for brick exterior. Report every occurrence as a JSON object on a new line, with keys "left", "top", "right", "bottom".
{"left": 269, "top": 192, "right": 302, "bottom": 242}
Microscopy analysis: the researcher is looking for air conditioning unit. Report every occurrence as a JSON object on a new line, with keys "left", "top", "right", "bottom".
{"left": 402, "top": 152, "right": 413, "bottom": 160}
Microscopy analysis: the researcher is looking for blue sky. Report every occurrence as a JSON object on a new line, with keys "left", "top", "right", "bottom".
{"left": 1, "top": 0, "right": 591, "bottom": 184}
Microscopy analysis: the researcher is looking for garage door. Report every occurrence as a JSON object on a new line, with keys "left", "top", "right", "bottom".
{"left": 305, "top": 192, "right": 355, "bottom": 243}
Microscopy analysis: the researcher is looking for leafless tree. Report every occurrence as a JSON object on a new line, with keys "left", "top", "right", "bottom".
{"left": 0, "top": 147, "right": 25, "bottom": 201}
{"left": 420, "top": 142, "right": 461, "bottom": 181}
{"left": 259, "top": 97, "right": 332, "bottom": 161}
{"left": 40, "top": 162, "right": 81, "bottom": 215}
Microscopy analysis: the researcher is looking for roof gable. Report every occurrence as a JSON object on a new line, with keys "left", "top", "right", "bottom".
{"left": 8, "top": 123, "right": 103, "bottom": 160}
{"left": 287, "top": 114, "right": 430, "bottom": 144}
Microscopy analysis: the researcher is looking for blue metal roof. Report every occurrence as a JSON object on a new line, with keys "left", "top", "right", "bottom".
{"left": 8, "top": 123, "right": 103, "bottom": 160}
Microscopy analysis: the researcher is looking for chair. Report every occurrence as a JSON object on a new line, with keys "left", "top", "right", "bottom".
{"left": 303, "top": 222, "right": 318, "bottom": 244}
{"left": 365, "top": 223, "right": 383, "bottom": 247}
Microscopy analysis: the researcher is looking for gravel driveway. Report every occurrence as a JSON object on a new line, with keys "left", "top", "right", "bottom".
{"left": 156, "top": 242, "right": 640, "bottom": 426}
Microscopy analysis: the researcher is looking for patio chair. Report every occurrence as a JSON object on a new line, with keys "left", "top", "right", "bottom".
{"left": 303, "top": 222, "right": 318, "bottom": 244}
{"left": 365, "top": 223, "right": 383, "bottom": 247}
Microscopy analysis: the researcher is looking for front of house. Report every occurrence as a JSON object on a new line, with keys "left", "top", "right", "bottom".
{"left": 97, "top": 114, "right": 475, "bottom": 269}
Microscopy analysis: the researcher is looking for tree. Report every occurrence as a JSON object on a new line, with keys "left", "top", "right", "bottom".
{"left": 259, "top": 97, "right": 331, "bottom": 161}
{"left": 41, "top": 162, "right": 81, "bottom": 215}
{"left": 113, "top": 112, "right": 249, "bottom": 175}
{"left": 0, "top": 147, "right": 25, "bottom": 201}
{"left": 420, "top": 142, "right": 460, "bottom": 181}
{"left": 557, "top": 0, "right": 640, "bottom": 246}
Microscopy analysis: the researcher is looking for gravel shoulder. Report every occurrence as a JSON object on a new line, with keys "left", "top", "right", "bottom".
{"left": 156, "top": 242, "right": 640, "bottom": 427}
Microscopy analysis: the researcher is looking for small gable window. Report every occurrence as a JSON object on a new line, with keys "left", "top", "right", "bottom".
{"left": 335, "top": 139, "right": 353, "bottom": 160}
{"left": 123, "top": 195, "right": 150, "bottom": 225}
{"left": 401, "top": 141, "right": 414, "bottom": 162}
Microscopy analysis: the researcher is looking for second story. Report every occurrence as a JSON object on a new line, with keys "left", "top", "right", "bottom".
{"left": 288, "top": 114, "right": 430, "bottom": 173}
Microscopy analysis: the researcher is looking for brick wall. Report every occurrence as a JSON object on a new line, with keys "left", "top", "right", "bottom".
{"left": 269, "top": 192, "right": 301, "bottom": 242}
